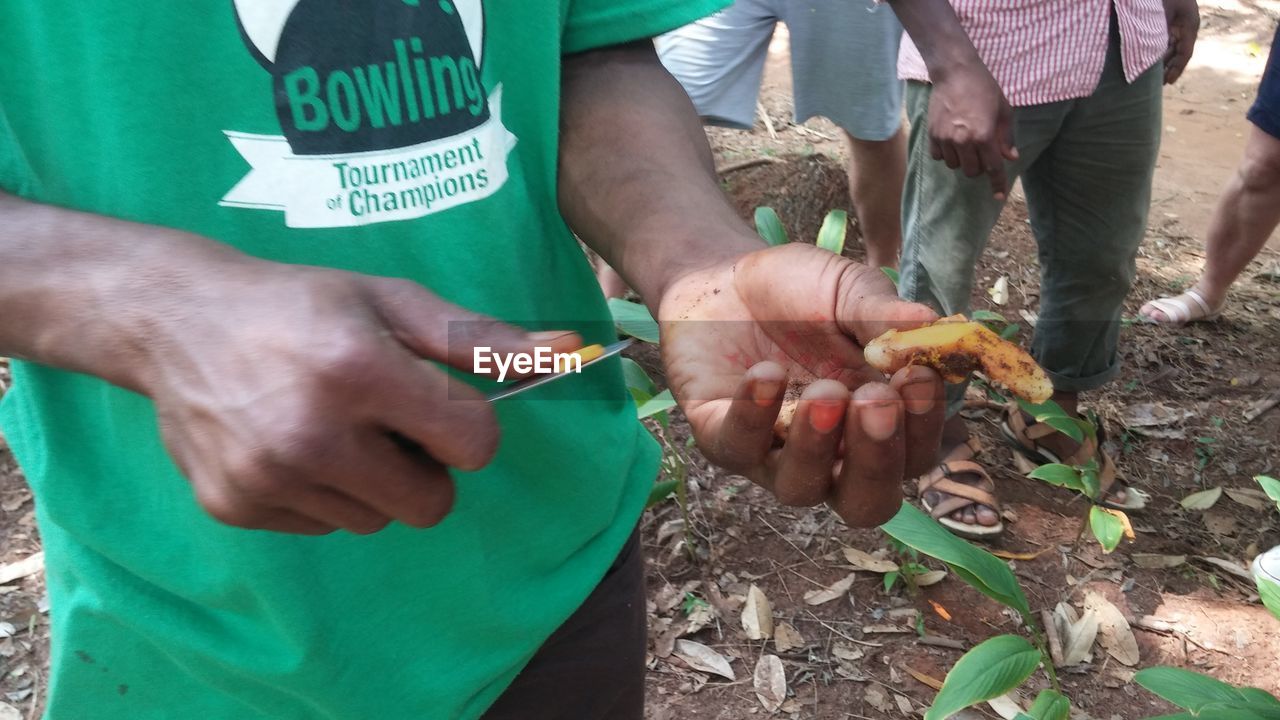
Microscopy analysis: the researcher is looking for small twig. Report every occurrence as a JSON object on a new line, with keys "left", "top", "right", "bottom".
{"left": 1042, "top": 609, "right": 1065, "bottom": 668}
{"left": 1133, "top": 616, "right": 1231, "bottom": 656}
{"left": 756, "top": 101, "right": 778, "bottom": 140}
{"left": 715, "top": 156, "right": 781, "bottom": 175}
{"left": 1244, "top": 389, "right": 1280, "bottom": 421}
{"left": 759, "top": 515, "right": 822, "bottom": 569}
{"left": 917, "top": 635, "right": 966, "bottom": 650}
{"left": 804, "top": 611, "right": 883, "bottom": 647}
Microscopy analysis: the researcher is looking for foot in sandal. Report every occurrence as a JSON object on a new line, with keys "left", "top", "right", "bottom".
{"left": 1139, "top": 286, "right": 1225, "bottom": 326}
{"left": 1001, "top": 402, "right": 1148, "bottom": 510}
{"left": 917, "top": 421, "right": 1004, "bottom": 540}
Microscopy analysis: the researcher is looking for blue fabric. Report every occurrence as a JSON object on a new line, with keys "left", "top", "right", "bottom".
{"left": 1248, "top": 26, "right": 1280, "bottom": 139}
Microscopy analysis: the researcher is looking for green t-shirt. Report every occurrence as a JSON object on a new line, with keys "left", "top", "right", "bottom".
{"left": 0, "top": 1, "right": 724, "bottom": 718}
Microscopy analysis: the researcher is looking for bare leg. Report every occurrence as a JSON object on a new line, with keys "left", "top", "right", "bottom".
{"left": 1143, "top": 124, "right": 1280, "bottom": 320}
{"left": 844, "top": 127, "right": 906, "bottom": 270}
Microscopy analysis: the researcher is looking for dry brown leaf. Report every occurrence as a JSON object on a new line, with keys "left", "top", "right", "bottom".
{"left": 1011, "top": 451, "right": 1040, "bottom": 475}
{"left": 990, "top": 547, "right": 1052, "bottom": 561}
{"left": 0, "top": 552, "right": 43, "bottom": 585}
{"left": 779, "top": 699, "right": 802, "bottom": 714}
{"left": 741, "top": 584, "right": 774, "bottom": 641}
{"left": 1195, "top": 556, "right": 1253, "bottom": 580}
{"left": 1132, "top": 553, "right": 1186, "bottom": 569}
{"left": 1203, "top": 510, "right": 1239, "bottom": 537}
{"left": 1054, "top": 602, "right": 1099, "bottom": 666}
{"left": 929, "top": 600, "right": 953, "bottom": 621}
{"left": 0, "top": 702, "right": 20, "bottom": 720}
{"left": 842, "top": 547, "right": 899, "bottom": 573}
{"left": 832, "top": 643, "right": 864, "bottom": 662}
{"left": 894, "top": 693, "right": 915, "bottom": 715}
{"left": 987, "top": 692, "right": 1025, "bottom": 719}
{"left": 915, "top": 569, "right": 948, "bottom": 586}
{"left": 1180, "top": 487, "right": 1223, "bottom": 510}
{"left": 803, "top": 573, "right": 856, "bottom": 605}
{"left": 1083, "top": 592, "right": 1139, "bottom": 666}
{"left": 990, "top": 276, "right": 1009, "bottom": 306}
{"left": 864, "top": 686, "right": 894, "bottom": 714}
{"left": 903, "top": 665, "right": 945, "bottom": 690}
{"left": 673, "top": 639, "right": 735, "bottom": 680}
{"left": 754, "top": 654, "right": 787, "bottom": 713}
{"left": 1225, "top": 487, "right": 1271, "bottom": 511}
{"left": 773, "top": 622, "right": 805, "bottom": 652}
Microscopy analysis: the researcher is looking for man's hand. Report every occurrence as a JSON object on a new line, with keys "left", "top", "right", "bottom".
{"left": 928, "top": 62, "right": 1018, "bottom": 200}
{"left": 1163, "top": 0, "right": 1199, "bottom": 84}
{"left": 659, "top": 243, "right": 946, "bottom": 527}
{"left": 137, "top": 261, "right": 580, "bottom": 535}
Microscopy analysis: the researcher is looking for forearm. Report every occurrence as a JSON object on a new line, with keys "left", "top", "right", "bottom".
{"left": 0, "top": 192, "right": 249, "bottom": 392}
{"left": 557, "top": 41, "right": 761, "bottom": 311}
{"left": 887, "top": 0, "right": 985, "bottom": 81}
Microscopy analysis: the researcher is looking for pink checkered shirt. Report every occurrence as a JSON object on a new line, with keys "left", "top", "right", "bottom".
{"left": 898, "top": 0, "right": 1169, "bottom": 107}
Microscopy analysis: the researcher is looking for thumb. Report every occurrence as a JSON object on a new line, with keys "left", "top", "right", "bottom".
{"left": 366, "top": 278, "right": 583, "bottom": 376}
{"left": 834, "top": 265, "right": 939, "bottom": 346}
{"left": 1000, "top": 106, "right": 1019, "bottom": 162}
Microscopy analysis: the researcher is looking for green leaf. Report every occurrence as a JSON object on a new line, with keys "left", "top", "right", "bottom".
{"left": 621, "top": 358, "right": 656, "bottom": 402}
{"left": 883, "top": 571, "right": 899, "bottom": 593}
{"left": 1134, "top": 667, "right": 1246, "bottom": 712}
{"left": 882, "top": 267, "right": 900, "bottom": 286}
{"left": 970, "top": 310, "right": 1006, "bottom": 322}
{"left": 923, "top": 635, "right": 1042, "bottom": 720}
{"left": 636, "top": 389, "right": 677, "bottom": 420}
{"left": 881, "top": 504, "right": 1031, "bottom": 616}
{"left": 608, "top": 298, "right": 660, "bottom": 344}
{"left": 999, "top": 323, "right": 1022, "bottom": 341}
{"left": 1258, "top": 575, "right": 1280, "bottom": 622}
{"left": 815, "top": 209, "right": 848, "bottom": 255}
{"left": 1238, "top": 688, "right": 1280, "bottom": 709}
{"left": 1256, "top": 475, "right": 1280, "bottom": 511}
{"left": 755, "top": 206, "right": 789, "bottom": 246}
{"left": 1089, "top": 506, "right": 1124, "bottom": 553}
{"left": 1024, "top": 689, "right": 1070, "bottom": 720}
{"left": 1042, "top": 415, "right": 1085, "bottom": 444}
{"left": 1080, "top": 467, "right": 1101, "bottom": 501}
{"left": 645, "top": 479, "right": 680, "bottom": 509}
{"left": 1027, "top": 464, "right": 1085, "bottom": 492}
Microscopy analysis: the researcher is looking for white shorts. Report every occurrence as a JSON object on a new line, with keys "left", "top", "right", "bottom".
{"left": 656, "top": 0, "right": 904, "bottom": 141}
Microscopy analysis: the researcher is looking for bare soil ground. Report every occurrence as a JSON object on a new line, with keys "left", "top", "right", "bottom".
{"left": 4, "top": 4, "right": 1280, "bottom": 719}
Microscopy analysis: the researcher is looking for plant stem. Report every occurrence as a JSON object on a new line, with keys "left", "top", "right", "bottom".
{"left": 1024, "top": 612, "right": 1061, "bottom": 692}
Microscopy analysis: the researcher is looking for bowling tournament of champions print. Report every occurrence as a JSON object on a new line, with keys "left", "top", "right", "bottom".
{"left": 221, "top": 0, "right": 516, "bottom": 228}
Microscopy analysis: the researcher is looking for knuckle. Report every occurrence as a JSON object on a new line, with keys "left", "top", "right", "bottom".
{"left": 404, "top": 478, "right": 456, "bottom": 528}
{"left": 316, "top": 332, "right": 382, "bottom": 383}
{"left": 197, "top": 487, "right": 265, "bottom": 529}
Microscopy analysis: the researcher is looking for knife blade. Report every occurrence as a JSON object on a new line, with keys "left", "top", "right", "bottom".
{"left": 485, "top": 338, "right": 634, "bottom": 402}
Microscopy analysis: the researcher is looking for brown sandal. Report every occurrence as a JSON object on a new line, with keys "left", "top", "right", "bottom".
{"left": 917, "top": 438, "right": 1005, "bottom": 540}
{"left": 1001, "top": 404, "right": 1148, "bottom": 511}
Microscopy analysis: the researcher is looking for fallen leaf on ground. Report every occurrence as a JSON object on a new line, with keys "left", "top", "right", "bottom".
{"left": 990, "top": 276, "right": 1009, "bottom": 305}
{"left": 1225, "top": 487, "right": 1271, "bottom": 511}
{"left": 0, "top": 702, "right": 20, "bottom": 720}
{"left": 1180, "top": 487, "right": 1223, "bottom": 510}
{"left": 1121, "top": 402, "right": 1193, "bottom": 430}
{"left": 894, "top": 693, "right": 915, "bottom": 715}
{"left": 803, "top": 573, "right": 856, "bottom": 605}
{"left": 987, "top": 692, "right": 1025, "bottom": 720}
{"left": 990, "top": 547, "right": 1052, "bottom": 561}
{"left": 832, "top": 643, "right": 864, "bottom": 662}
{"left": 1195, "top": 556, "right": 1253, "bottom": 580}
{"left": 673, "top": 639, "right": 735, "bottom": 680}
{"left": 864, "top": 686, "right": 893, "bottom": 714}
{"left": 915, "top": 569, "right": 948, "bottom": 586}
{"left": 1054, "top": 602, "right": 1099, "bottom": 666}
{"left": 1083, "top": 592, "right": 1139, "bottom": 666}
{"left": 1132, "top": 553, "right": 1186, "bottom": 569}
{"left": 928, "top": 600, "right": 952, "bottom": 621}
{"left": 773, "top": 622, "right": 804, "bottom": 652}
{"left": 902, "top": 665, "right": 944, "bottom": 690}
{"left": 1203, "top": 509, "right": 1239, "bottom": 537}
{"left": 863, "top": 623, "right": 912, "bottom": 634}
{"left": 0, "top": 552, "right": 43, "bottom": 585}
{"left": 741, "top": 584, "right": 774, "bottom": 641}
{"left": 842, "top": 547, "right": 899, "bottom": 573}
{"left": 754, "top": 654, "right": 786, "bottom": 713}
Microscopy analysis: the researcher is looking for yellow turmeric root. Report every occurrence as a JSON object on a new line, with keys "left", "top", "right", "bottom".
{"left": 864, "top": 315, "right": 1053, "bottom": 403}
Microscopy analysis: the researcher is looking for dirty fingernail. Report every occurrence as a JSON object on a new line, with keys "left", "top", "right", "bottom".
{"left": 754, "top": 378, "right": 782, "bottom": 407}
{"left": 808, "top": 400, "right": 844, "bottom": 434}
{"left": 860, "top": 401, "right": 900, "bottom": 441}
{"left": 902, "top": 380, "right": 937, "bottom": 415}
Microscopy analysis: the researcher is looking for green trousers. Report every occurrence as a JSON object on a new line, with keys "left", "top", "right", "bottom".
{"left": 899, "top": 25, "right": 1163, "bottom": 413}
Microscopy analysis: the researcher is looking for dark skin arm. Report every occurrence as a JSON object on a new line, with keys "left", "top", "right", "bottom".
{"left": 1163, "top": 0, "right": 1199, "bottom": 84}
{"left": 0, "top": 194, "right": 581, "bottom": 535}
{"left": 888, "top": 0, "right": 1018, "bottom": 199}
{"left": 559, "top": 42, "right": 945, "bottom": 527}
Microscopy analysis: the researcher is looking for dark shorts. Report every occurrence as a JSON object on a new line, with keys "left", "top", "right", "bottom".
{"left": 1248, "top": 26, "right": 1280, "bottom": 139}
{"left": 481, "top": 527, "right": 647, "bottom": 720}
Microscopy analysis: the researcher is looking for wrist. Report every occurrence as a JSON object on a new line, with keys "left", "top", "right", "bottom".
{"left": 648, "top": 228, "right": 764, "bottom": 318}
